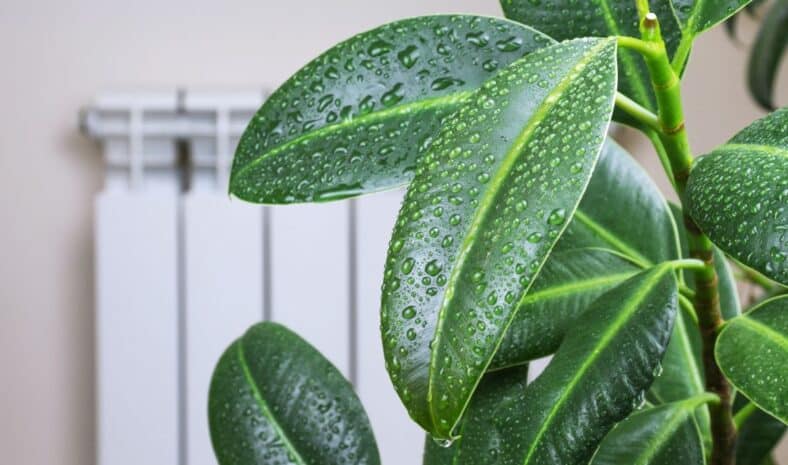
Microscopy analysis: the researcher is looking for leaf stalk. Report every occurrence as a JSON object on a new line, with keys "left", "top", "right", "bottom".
{"left": 614, "top": 92, "right": 662, "bottom": 132}
{"left": 732, "top": 402, "right": 758, "bottom": 429}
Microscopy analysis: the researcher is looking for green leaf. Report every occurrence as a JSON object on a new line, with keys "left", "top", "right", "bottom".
{"left": 499, "top": 0, "right": 682, "bottom": 117}
{"left": 716, "top": 295, "right": 788, "bottom": 423}
{"left": 492, "top": 139, "right": 682, "bottom": 367}
{"left": 229, "top": 15, "right": 553, "bottom": 204}
{"left": 736, "top": 399, "right": 787, "bottom": 465}
{"left": 557, "top": 140, "right": 681, "bottom": 267}
{"left": 423, "top": 366, "right": 530, "bottom": 465}
{"left": 491, "top": 248, "right": 640, "bottom": 368}
{"left": 476, "top": 265, "right": 679, "bottom": 465}
{"left": 590, "top": 395, "right": 716, "bottom": 465}
{"left": 423, "top": 436, "right": 456, "bottom": 465}
{"left": 209, "top": 322, "right": 380, "bottom": 465}
{"left": 480, "top": 265, "right": 677, "bottom": 465}
{"left": 686, "top": 107, "right": 788, "bottom": 285}
{"left": 381, "top": 37, "right": 618, "bottom": 439}
{"left": 672, "top": 0, "right": 753, "bottom": 36}
{"left": 747, "top": 0, "right": 788, "bottom": 111}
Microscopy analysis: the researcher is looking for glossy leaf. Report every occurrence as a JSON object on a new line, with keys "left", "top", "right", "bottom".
{"left": 492, "top": 139, "right": 678, "bottom": 368}
{"left": 747, "top": 0, "right": 788, "bottom": 111}
{"left": 423, "top": 436, "right": 455, "bottom": 465}
{"left": 686, "top": 107, "right": 788, "bottom": 284}
{"left": 381, "top": 38, "right": 618, "bottom": 438}
{"left": 716, "top": 295, "right": 788, "bottom": 423}
{"left": 736, "top": 399, "right": 787, "bottom": 465}
{"left": 672, "top": 0, "right": 753, "bottom": 36}
{"left": 499, "top": 0, "right": 682, "bottom": 117}
{"left": 229, "top": 15, "right": 553, "bottom": 204}
{"left": 209, "top": 322, "right": 380, "bottom": 465}
{"left": 557, "top": 140, "right": 681, "bottom": 267}
{"left": 492, "top": 140, "right": 683, "bottom": 366}
{"left": 589, "top": 395, "right": 715, "bottom": 465}
{"left": 493, "top": 265, "right": 679, "bottom": 465}
{"left": 491, "top": 248, "right": 640, "bottom": 368}
{"left": 422, "top": 366, "right": 530, "bottom": 465}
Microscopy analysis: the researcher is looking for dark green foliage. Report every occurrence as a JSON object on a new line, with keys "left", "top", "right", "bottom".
{"left": 716, "top": 296, "right": 788, "bottom": 422}
{"left": 380, "top": 37, "right": 617, "bottom": 438}
{"left": 686, "top": 108, "right": 788, "bottom": 284}
{"left": 209, "top": 323, "right": 380, "bottom": 465}
{"left": 229, "top": 15, "right": 552, "bottom": 203}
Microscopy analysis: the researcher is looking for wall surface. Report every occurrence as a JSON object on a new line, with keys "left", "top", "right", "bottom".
{"left": 0, "top": 1, "right": 785, "bottom": 465}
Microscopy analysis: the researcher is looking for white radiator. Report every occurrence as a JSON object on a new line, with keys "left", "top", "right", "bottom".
{"left": 84, "top": 91, "right": 423, "bottom": 465}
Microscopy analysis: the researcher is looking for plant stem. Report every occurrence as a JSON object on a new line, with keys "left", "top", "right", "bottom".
{"left": 671, "top": 36, "right": 693, "bottom": 73}
{"left": 643, "top": 128, "right": 676, "bottom": 188}
{"left": 733, "top": 402, "right": 758, "bottom": 429}
{"left": 615, "top": 92, "right": 662, "bottom": 132}
{"left": 634, "top": 12, "right": 737, "bottom": 465}
{"left": 668, "top": 258, "right": 707, "bottom": 271}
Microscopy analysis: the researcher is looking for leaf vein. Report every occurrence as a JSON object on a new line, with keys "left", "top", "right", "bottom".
{"left": 521, "top": 265, "right": 670, "bottom": 465}
{"left": 232, "top": 90, "right": 474, "bottom": 184}
{"left": 426, "top": 39, "right": 613, "bottom": 436}
{"left": 237, "top": 342, "right": 308, "bottom": 465}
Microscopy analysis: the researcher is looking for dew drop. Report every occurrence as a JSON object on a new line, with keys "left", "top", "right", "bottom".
{"left": 425, "top": 259, "right": 442, "bottom": 276}
{"left": 401, "top": 306, "right": 417, "bottom": 320}
{"left": 401, "top": 257, "right": 415, "bottom": 274}
{"left": 547, "top": 208, "right": 567, "bottom": 226}
{"left": 397, "top": 45, "right": 420, "bottom": 69}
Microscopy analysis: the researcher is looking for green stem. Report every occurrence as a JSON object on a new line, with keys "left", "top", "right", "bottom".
{"left": 672, "top": 35, "right": 693, "bottom": 73}
{"left": 669, "top": 258, "right": 707, "bottom": 271}
{"left": 615, "top": 92, "right": 662, "bottom": 132}
{"left": 633, "top": 11, "right": 737, "bottom": 465}
{"left": 689, "top": 392, "right": 722, "bottom": 407}
{"left": 644, "top": 128, "right": 677, "bottom": 188}
{"left": 680, "top": 284, "right": 696, "bottom": 298}
{"left": 617, "top": 35, "right": 659, "bottom": 59}
{"left": 733, "top": 402, "right": 758, "bottom": 429}
{"left": 679, "top": 293, "right": 699, "bottom": 325}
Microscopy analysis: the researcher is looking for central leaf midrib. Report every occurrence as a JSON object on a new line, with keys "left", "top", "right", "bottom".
{"left": 426, "top": 38, "right": 612, "bottom": 435}
{"left": 521, "top": 266, "right": 669, "bottom": 465}
{"left": 232, "top": 90, "right": 474, "bottom": 183}
{"left": 631, "top": 395, "right": 715, "bottom": 465}
{"left": 718, "top": 143, "right": 788, "bottom": 159}
{"left": 631, "top": 406, "right": 692, "bottom": 465}
{"left": 237, "top": 342, "right": 308, "bottom": 465}
{"left": 573, "top": 210, "right": 653, "bottom": 267}
{"left": 737, "top": 316, "right": 788, "bottom": 350}
{"left": 675, "top": 311, "right": 706, "bottom": 397}
{"left": 519, "top": 272, "right": 636, "bottom": 305}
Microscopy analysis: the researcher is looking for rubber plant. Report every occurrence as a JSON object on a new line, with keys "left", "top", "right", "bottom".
{"left": 208, "top": 1, "right": 787, "bottom": 464}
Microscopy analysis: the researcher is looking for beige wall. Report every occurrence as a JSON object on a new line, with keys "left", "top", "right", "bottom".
{"left": 0, "top": 1, "right": 784, "bottom": 465}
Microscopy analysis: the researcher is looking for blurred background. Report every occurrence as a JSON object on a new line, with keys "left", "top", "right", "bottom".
{"left": 0, "top": 1, "right": 785, "bottom": 464}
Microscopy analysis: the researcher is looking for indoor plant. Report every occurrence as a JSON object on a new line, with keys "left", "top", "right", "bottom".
{"left": 207, "top": 1, "right": 787, "bottom": 464}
